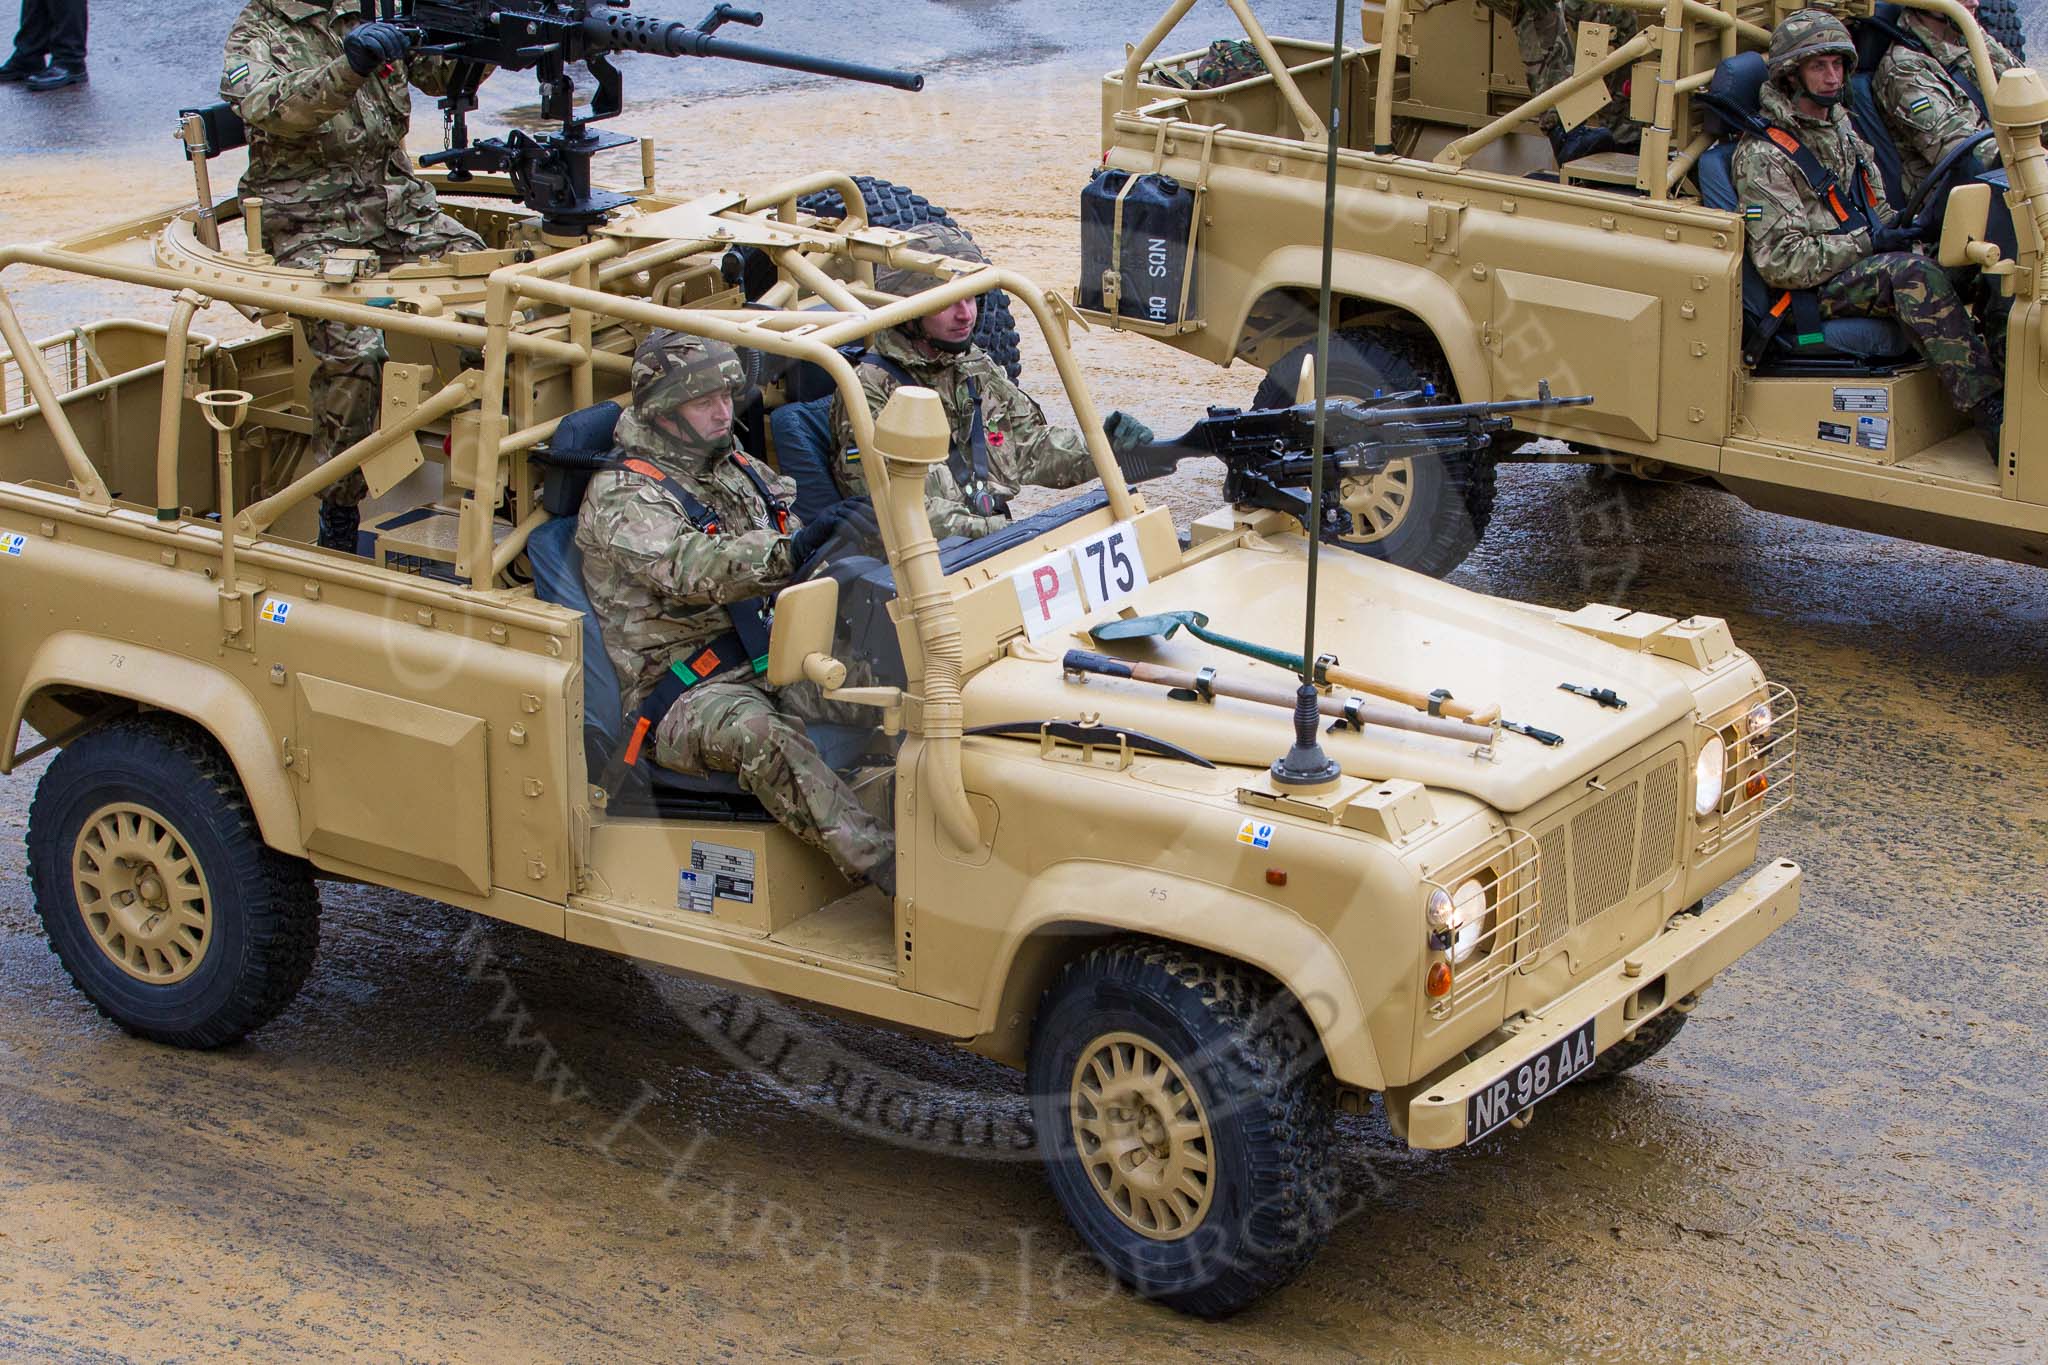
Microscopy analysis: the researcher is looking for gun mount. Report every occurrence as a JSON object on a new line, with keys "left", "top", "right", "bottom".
{"left": 1129, "top": 382, "right": 1593, "bottom": 528}
{"left": 368, "top": 1, "right": 925, "bottom": 232}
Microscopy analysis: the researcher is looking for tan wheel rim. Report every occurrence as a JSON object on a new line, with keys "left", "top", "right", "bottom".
{"left": 1335, "top": 458, "right": 1415, "bottom": 545}
{"left": 1069, "top": 1031, "right": 1215, "bottom": 1241}
{"left": 71, "top": 802, "right": 213, "bottom": 985}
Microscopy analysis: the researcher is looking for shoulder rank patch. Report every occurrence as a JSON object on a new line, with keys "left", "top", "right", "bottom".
{"left": 225, "top": 62, "right": 250, "bottom": 85}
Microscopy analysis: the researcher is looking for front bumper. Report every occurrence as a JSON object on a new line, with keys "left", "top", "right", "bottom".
{"left": 1403, "top": 858, "right": 1801, "bottom": 1150}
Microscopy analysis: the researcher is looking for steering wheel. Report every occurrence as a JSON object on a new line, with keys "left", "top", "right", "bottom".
{"left": 1896, "top": 128, "right": 1997, "bottom": 240}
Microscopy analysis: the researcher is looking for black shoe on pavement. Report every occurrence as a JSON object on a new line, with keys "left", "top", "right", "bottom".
{"left": 25, "top": 63, "right": 85, "bottom": 91}
{"left": 317, "top": 502, "right": 361, "bottom": 553}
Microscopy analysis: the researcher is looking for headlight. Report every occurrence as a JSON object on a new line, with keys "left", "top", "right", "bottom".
{"left": 1744, "top": 700, "right": 1773, "bottom": 740}
{"left": 1694, "top": 734, "right": 1726, "bottom": 817}
{"left": 1427, "top": 877, "right": 1495, "bottom": 963}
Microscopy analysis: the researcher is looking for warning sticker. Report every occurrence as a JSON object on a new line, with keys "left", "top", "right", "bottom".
{"left": 1832, "top": 387, "right": 1888, "bottom": 413}
{"left": 679, "top": 841, "right": 756, "bottom": 913}
{"left": 1856, "top": 415, "right": 1890, "bottom": 451}
{"left": 1, "top": 531, "right": 25, "bottom": 557}
{"left": 1817, "top": 420, "right": 1853, "bottom": 445}
{"left": 259, "top": 598, "right": 291, "bottom": 625}
{"left": 1237, "top": 818, "right": 1275, "bottom": 850}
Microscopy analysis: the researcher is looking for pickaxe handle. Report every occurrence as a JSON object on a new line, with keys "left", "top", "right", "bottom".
{"left": 1313, "top": 658, "right": 1503, "bottom": 728}
{"left": 1176, "top": 617, "right": 1505, "bottom": 728}
{"left": 1062, "top": 651, "right": 1494, "bottom": 746}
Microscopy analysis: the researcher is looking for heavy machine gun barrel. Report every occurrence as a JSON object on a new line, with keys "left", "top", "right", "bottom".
{"left": 579, "top": 10, "right": 923, "bottom": 90}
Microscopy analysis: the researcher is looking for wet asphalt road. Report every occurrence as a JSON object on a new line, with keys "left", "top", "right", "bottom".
{"left": 2, "top": 4, "right": 2048, "bottom": 1361}
{"left": 5, "top": 0, "right": 1358, "bottom": 158}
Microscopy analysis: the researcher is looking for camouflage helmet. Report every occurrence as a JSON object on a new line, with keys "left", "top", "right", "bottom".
{"left": 630, "top": 329, "right": 745, "bottom": 408}
{"left": 871, "top": 223, "right": 989, "bottom": 299}
{"left": 1767, "top": 10, "right": 1856, "bottom": 83}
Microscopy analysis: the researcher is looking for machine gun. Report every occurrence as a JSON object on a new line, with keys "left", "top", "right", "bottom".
{"left": 1125, "top": 381, "right": 1592, "bottom": 528}
{"left": 363, "top": 1, "right": 925, "bottom": 232}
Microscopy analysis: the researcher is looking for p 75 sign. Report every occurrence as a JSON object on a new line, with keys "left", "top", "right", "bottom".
{"left": 1010, "top": 522, "right": 1151, "bottom": 640}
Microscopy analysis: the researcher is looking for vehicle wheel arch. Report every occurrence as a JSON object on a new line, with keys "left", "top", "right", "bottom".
{"left": 7, "top": 633, "right": 304, "bottom": 856}
{"left": 1227, "top": 245, "right": 1491, "bottom": 403}
{"left": 965, "top": 865, "right": 1387, "bottom": 1092}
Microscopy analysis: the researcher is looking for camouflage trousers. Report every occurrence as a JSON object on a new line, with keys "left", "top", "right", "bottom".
{"left": 275, "top": 213, "right": 482, "bottom": 509}
{"left": 1819, "top": 253, "right": 2001, "bottom": 415}
{"left": 1481, "top": 0, "right": 1640, "bottom": 144}
{"left": 654, "top": 680, "right": 894, "bottom": 884}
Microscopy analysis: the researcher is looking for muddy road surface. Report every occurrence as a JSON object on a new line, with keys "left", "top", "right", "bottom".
{"left": 4, "top": 27, "right": 2048, "bottom": 1365}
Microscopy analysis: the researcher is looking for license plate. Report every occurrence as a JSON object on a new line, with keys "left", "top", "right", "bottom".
{"left": 1466, "top": 1017, "right": 1597, "bottom": 1141}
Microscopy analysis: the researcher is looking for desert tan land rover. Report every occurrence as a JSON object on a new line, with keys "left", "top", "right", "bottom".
{"left": 1085, "top": 0, "right": 2045, "bottom": 575}
{"left": 0, "top": 45, "right": 1797, "bottom": 1317}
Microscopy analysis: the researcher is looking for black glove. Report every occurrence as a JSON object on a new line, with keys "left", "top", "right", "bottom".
{"left": 1102, "top": 409, "right": 1156, "bottom": 453}
{"left": 343, "top": 21, "right": 410, "bottom": 77}
{"left": 788, "top": 497, "right": 874, "bottom": 564}
{"left": 1870, "top": 222, "right": 1924, "bottom": 254}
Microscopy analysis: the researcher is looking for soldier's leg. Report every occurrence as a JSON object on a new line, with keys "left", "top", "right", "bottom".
{"left": 656, "top": 682, "right": 895, "bottom": 888}
{"left": 1818, "top": 254, "right": 2000, "bottom": 418}
{"left": 274, "top": 241, "right": 380, "bottom": 548}
{"left": 381, "top": 212, "right": 486, "bottom": 265}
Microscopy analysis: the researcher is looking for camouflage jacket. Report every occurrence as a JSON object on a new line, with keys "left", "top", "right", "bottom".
{"left": 827, "top": 328, "right": 1096, "bottom": 539}
{"left": 1732, "top": 81, "right": 1891, "bottom": 291}
{"left": 222, "top": 0, "right": 462, "bottom": 255}
{"left": 1873, "top": 20, "right": 2018, "bottom": 197}
{"left": 576, "top": 408, "right": 803, "bottom": 712}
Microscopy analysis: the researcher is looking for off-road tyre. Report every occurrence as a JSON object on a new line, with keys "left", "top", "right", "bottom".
{"left": 1253, "top": 328, "right": 1496, "bottom": 578}
{"left": 795, "top": 175, "right": 1024, "bottom": 379}
{"left": 1978, "top": 0, "right": 2025, "bottom": 60}
{"left": 1583, "top": 999, "right": 1694, "bottom": 1082}
{"left": 1028, "top": 940, "right": 1337, "bottom": 1318}
{"left": 26, "top": 715, "right": 320, "bottom": 1049}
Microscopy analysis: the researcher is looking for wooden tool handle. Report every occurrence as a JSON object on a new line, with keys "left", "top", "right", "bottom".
{"left": 1065, "top": 652, "right": 1494, "bottom": 747}
{"left": 1318, "top": 660, "right": 1502, "bottom": 727}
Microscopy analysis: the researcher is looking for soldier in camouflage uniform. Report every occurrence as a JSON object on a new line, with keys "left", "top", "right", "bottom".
{"left": 1873, "top": 0, "right": 2019, "bottom": 199}
{"left": 1429, "top": 0, "right": 1639, "bottom": 162}
{"left": 223, "top": 1, "right": 485, "bottom": 550}
{"left": 1734, "top": 11, "right": 2002, "bottom": 452}
{"left": 578, "top": 331, "right": 894, "bottom": 892}
{"left": 827, "top": 224, "right": 1156, "bottom": 540}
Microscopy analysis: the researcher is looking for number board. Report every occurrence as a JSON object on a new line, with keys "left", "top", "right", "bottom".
{"left": 1009, "top": 521, "right": 1150, "bottom": 641}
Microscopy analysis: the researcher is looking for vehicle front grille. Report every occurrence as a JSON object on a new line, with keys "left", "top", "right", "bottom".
{"left": 1522, "top": 745, "right": 1686, "bottom": 967}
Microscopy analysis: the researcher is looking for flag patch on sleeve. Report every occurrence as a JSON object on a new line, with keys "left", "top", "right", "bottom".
{"left": 1743, "top": 205, "right": 1764, "bottom": 222}
{"left": 1907, "top": 96, "right": 1934, "bottom": 116}
{"left": 226, "top": 62, "right": 250, "bottom": 85}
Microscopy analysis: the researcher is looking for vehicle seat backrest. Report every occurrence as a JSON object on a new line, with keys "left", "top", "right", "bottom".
{"left": 535, "top": 400, "right": 624, "bottom": 517}
{"left": 525, "top": 515, "right": 625, "bottom": 763}
{"left": 1695, "top": 51, "right": 1767, "bottom": 141}
{"left": 1847, "top": 71, "right": 1908, "bottom": 208}
{"left": 768, "top": 395, "right": 846, "bottom": 524}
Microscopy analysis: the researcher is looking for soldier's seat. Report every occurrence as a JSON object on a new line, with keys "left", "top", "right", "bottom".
{"left": 1694, "top": 52, "right": 1916, "bottom": 372}
{"left": 767, "top": 395, "right": 847, "bottom": 523}
{"left": 526, "top": 402, "right": 875, "bottom": 819}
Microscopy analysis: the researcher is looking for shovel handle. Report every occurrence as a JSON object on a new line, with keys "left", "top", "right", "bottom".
{"left": 1316, "top": 660, "right": 1502, "bottom": 727}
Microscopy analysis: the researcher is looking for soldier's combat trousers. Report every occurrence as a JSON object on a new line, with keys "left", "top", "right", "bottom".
{"left": 1818, "top": 252, "right": 2001, "bottom": 415}
{"left": 655, "top": 681, "right": 894, "bottom": 885}
{"left": 275, "top": 214, "right": 483, "bottom": 512}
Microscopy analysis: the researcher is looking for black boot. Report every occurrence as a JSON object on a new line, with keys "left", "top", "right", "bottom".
{"left": 317, "top": 501, "right": 360, "bottom": 553}
{"left": 1971, "top": 399, "right": 2005, "bottom": 460}
{"left": 1549, "top": 122, "right": 1617, "bottom": 167}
